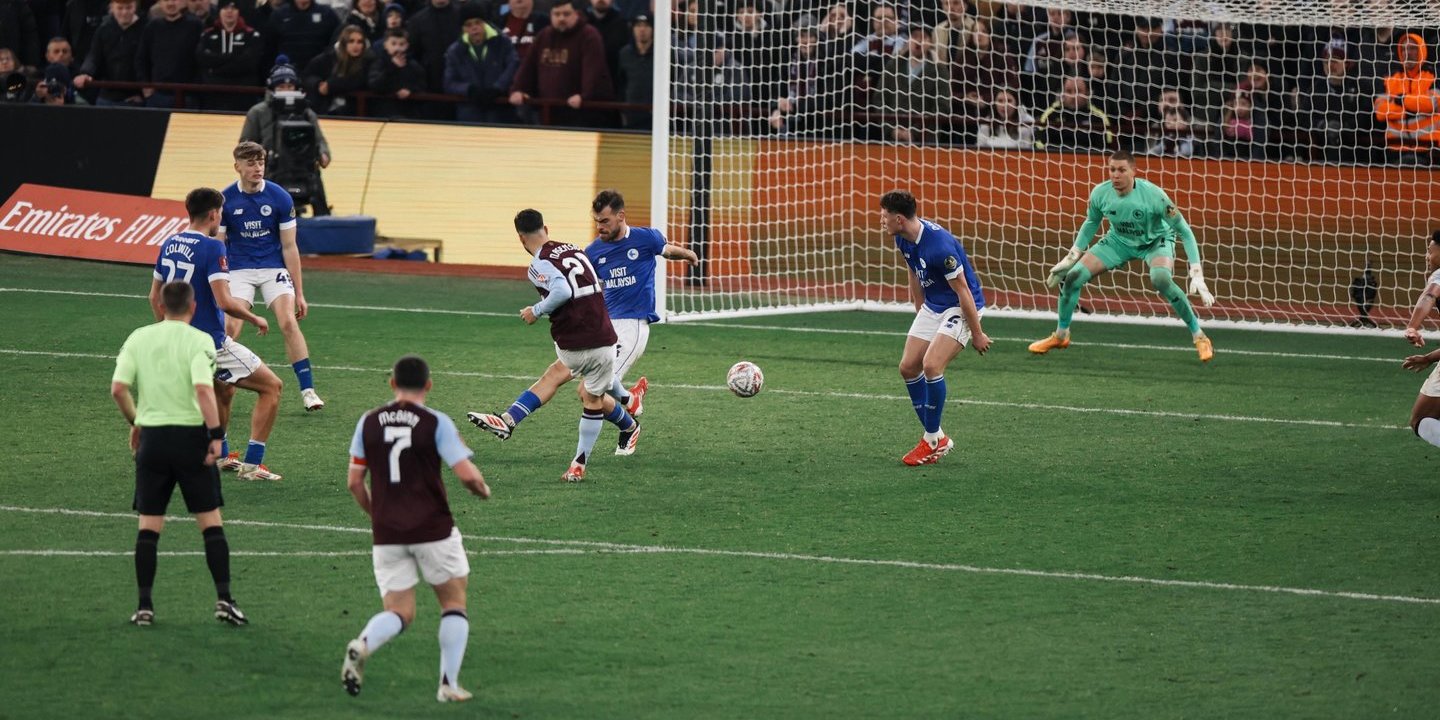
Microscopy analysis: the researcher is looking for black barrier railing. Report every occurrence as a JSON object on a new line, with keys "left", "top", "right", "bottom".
{"left": 84, "top": 80, "right": 653, "bottom": 126}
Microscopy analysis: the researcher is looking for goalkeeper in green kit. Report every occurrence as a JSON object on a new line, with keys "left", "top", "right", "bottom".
{"left": 1029, "top": 151, "right": 1217, "bottom": 362}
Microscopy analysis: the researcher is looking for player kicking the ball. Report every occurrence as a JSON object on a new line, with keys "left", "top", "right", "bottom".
{"left": 1028, "top": 150, "right": 1217, "bottom": 362}
{"left": 880, "top": 190, "right": 991, "bottom": 466}
{"left": 1400, "top": 231, "right": 1440, "bottom": 451}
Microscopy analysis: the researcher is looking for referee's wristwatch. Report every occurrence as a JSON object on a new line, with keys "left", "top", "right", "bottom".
{"left": 207, "top": 426, "right": 225, "bottom": 441}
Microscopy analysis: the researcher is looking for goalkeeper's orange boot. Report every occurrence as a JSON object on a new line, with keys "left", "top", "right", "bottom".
{"left": 1194, "top": 335, "right": 1214, "bottom": 363}
{"left": 1027, "top": 332, "right": 1071, "bottom": 354}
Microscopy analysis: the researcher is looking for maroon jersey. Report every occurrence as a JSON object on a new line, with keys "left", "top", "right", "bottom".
{"left": 351, "top": 401, "right": 470, "bottom": 545}
{"left": 529, "top": 240, "right": 618, "bottom": 350}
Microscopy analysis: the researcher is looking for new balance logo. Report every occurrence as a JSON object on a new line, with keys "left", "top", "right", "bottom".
{"left": 232, "top": 209, "right": 244, "bottom": 215}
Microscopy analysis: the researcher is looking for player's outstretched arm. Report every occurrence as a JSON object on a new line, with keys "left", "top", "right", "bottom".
{"left": 663, "top": 244, "right": 700, "bottom": 265}
{"left": 279, "top": 225, "right": 307, "bottom": 319}
{"left": 346, "top": 464, "right": 372, "bottom": 517}
{"left": 452, "top": 459, "right": 490, "bottom": 499}
{"left": 210, "top": 278, "right": 270, "bottom": 335}
{"left": 1403, "top": 282, "right": 1440, "bottom": 347}
{"left": 529, "top": 269, "right": 574, "bottom": 320}
{"left": 949, "top": 276, "right": 990, "bottom": 354}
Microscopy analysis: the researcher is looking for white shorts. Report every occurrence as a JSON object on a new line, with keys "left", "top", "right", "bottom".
{"left": 1423, "top": 362, "right": 1440, "bottom": 398}
{"left": 907, "top": 305, "right": 983, "bottom": 347}
{"left": 372, "top": 526, "right": 470, "bottom": 596}
{"left": 215, "top": 337, "right": 263, "bottom": 385}
{"left": 556, "top": 344, "right": 616, "bottom": 396}
{"left": 612, "top": 318, "right": 651, "bottom": 382}
{"left": 228, "top": 268, "right": 295, "bottom": 307}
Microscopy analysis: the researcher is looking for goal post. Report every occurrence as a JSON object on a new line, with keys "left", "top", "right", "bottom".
{"left": 654, "top": 0, "right": 1440, "bottom": 332}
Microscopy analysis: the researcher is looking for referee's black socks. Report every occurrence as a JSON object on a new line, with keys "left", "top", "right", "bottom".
{"left": 202, "top": 526, "right": 232, "bottom": 602}
{"left": 135, "top": 529, "right": 160, "bottom": 610}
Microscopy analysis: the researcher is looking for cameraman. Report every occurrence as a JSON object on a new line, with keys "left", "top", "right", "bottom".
{"left": 240, "top": 60, "right": 332, "bottom": 215}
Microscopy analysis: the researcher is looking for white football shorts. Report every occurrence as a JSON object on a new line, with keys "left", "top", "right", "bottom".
{"left": 908, "top": 305, "right": 984, "bottom": 347}
{"left": 372, "top": 526, "right": 470, "bottom": 596}
{"left": 1422, "top": 362, "right": 1440, "bottom": 398}
{"left": 556, "top": 344, "right": 616, "bottom": 396}
{"left": 611, "top": 318, "right": 651, "bottom": 382}
{"left": 215, "top": 337, "right": 263, "bottom": 385}
{"left": 228, "top": 268, "right": 295, "bottom": 307}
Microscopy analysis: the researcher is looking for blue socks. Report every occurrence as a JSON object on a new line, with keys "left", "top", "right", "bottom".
{"left": 291, "top": 358, "right": 314, "bottom": 392}
{"left": 904, "top": 375, "right": 927, "bottom": 425}
{"left": 604, "top": 402, "right": 637, "bottom": 432}
{"left": 923, "top": 375, "right": 947, "bottom": 434}
{"left": 506, "top": 390, "right": 543, "bottom": 427}
{"left": 242, "top": 440, "right": 266, "bottom": 465}
{"left": 221, "top": 436, "right": 229, "bottom": 458}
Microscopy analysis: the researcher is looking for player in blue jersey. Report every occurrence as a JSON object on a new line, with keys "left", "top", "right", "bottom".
{"left": 219, "top": 141, "right": 325, "bottom": 421}
{"left": 149, "top": 187, "right": 287, "bottom": 482}
{"left": 880, "top": 190, "right": 991, "bottom": 466}
{"left": 467, "top": 190, "right": 697, "bottom": 455}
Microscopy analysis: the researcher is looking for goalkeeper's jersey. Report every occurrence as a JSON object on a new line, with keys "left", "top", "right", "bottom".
{"left": 1087, "top": 178, "right": 1182, "bottom": 249}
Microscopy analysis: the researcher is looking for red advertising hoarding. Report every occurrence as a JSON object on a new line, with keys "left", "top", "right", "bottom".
{"left": 0, "top": 184, "right": 188, "bottom": 265}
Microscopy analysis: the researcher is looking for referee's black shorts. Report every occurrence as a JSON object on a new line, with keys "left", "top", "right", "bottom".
{"left": 133, "top": 426, "right": 224, "bottom": 515}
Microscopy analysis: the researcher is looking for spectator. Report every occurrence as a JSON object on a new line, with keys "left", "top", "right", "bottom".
{"left": 1022, "top": 6, "right": 1071, "bottom": 75}
{"left": 443, "top": 1, "right": 517, "bottom": 123}
{"left": 879, "top": 25, "right": 949, "bottom": 145}
{"left": 494, "top": 0, "right": 545, "bottom": 65}
{"left": 303, "top": 22, "right": 372, "bottom": 114}
{"left": 0, "top": 0, "right": 40, "bottom": 68}
{"left": 0, "top": 46, "right": 16, "bottom": 74}
{"left": 1034, "top": 75, "right": 1114, "bottom": 152}
{"left": 268, "top": 0, "right": 338, "bottom": 71}
{"left": 1220, "top": 90, "right": 1256, "bottom": 158}
{"left": 1233, "top": 60, "right": 1285, "bottom": 159}
{"left": 850, "top": 2, "right": 902, "bottom": 109}
{"left": 585, "top": 0, "right": 626, "bottom": 79}
{"left": 44, "top": 35, "right": 77, "bottom": 75}
{"left": 953, "top": 17, "right": 1019, "bottom": 141}
{"left": 1302, "top": 40, "right": 1364, "bottom": 164}
{"left": 73, "top": 0, "right": 145, "bottom": 106}
{"left": 372, "top": 1, "right": 402, "bottom": 53}
{"left": 32, "top": 61, "right": 75, "bottom": 103}
{"left": 975, "top": 88, "right": 1033, "bottom": 149}
{"left": 612, "top": 11, "right": 648, "bottom": 128}
{"left": 1354, "top": 24, "right": 1395, "bottom": 99}
{"left": 339, "top": 0, "right": 382, "bottom": 43}
{"left": 1119, "top": 16, "right": 1170, "bottom": 121}
{"left": 1191, "top": 22, "right": 1245, "bottom": 138}
{"left": 816, "top": 1, "right": 852, "bottom": 54}
{"left": 1164, "top": 17, "right": 1209, "bottom": 55}
{"left": 1145, "top": 108, "right": 1196, "bottom": 157}
{"left": 509, "top": 0, "right": 613, "bottom": 128}
{"left": 196, "top": 0, "right": 263, "bottom": 110}
{"left": 64, "top": 0, "right": 111, "bottom": 69}
{"left": 726, "top": 0, "right": 783, "bottom": 128}
{"left": 186, "top": 0, "right": 214, "bottom": 25}
{"left": 404, "top": 0, "right": 458, "bottom": 93}
{"left": 135, "top": 0, "right": 203, "bottom": 107}
{"left": 1085, "top": 50, "right": 1122, "bottom": 120}
{"left": 932, "top": 0, "right": 974, "bottom": 64}
{"left": 990, "top": 1, "right": 1042, "bottom": 63}
{"left": 367, "top": 26, "right": 423, "bottom": 117}
{"left": 1374, "top": 32, "right": 1438, "bottom": 165}
{"left": 769, "top": 22, "right": 843, "bottom": 138}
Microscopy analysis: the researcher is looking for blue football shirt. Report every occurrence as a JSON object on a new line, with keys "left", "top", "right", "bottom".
{"left": 586, "top": 226, "right": 669, "bottom": 323}
{"left": 894, "top": 219, "right": 986, "bottom": 314}
{"left": 221, "top": 180, "right": 297, "bottom": 271}
{"left": 152, "top": 230, "right": 230, "bottom": 348}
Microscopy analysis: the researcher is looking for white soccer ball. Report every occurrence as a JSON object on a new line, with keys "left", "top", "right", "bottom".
{"left": 726, "top": 361, "right": 764, "bottom": 398}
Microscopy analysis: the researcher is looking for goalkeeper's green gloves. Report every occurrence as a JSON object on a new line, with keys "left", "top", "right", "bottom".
{"left": 1188, "top": 263, "right": 1216, "bottom": 306}
{"left": 1046, "top": 247, "right": 1082, "bottom": 288}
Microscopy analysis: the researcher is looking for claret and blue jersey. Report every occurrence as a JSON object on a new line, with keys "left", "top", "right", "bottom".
{"left": 221, "top": 180, "right": 297, "bottom": 270}
{"left": 586, "top": 226, "right": 668, "bottom": 323}
{"left": 152, "top": 230, "right": 230, "bottom": 348}
{"left": 894, "top": 219, "right": 986, "bottom": 314}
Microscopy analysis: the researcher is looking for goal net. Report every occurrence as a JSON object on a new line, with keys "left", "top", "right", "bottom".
{"left": 655, "top": 0, "right": 1440, "bottom": 331}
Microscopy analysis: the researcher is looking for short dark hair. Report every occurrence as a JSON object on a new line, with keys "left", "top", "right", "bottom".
{"left": 879, "top": 190, "right": 917, "bottom": 218}
{"left": 161, "top": 281, "right": 193, "bottom": 315}
{"left": 1110, "top": 149, "right": 1136, "bottom": 165}
{"left": 592, "top": 189, "right": 625, "bottom": 214}
{"left": 392, "top": 354, "right": 429, "bottom": 391}
{"left": 1432, "top": 230, "right": 1440, "bottom": 246}
{"left": 384, "top": 27, "right": 408, "bottom": 41}
{"left": 551, "top": 0, "right": 580, "bottom": 9}
{"left": 185, "top": 187, "right": 225, "bottom": 221}
{"left": 233, "top": 141, "right": 265, "bottom": 163}
{"left": 514, "top": 209, "right": 545, "bottom": 234}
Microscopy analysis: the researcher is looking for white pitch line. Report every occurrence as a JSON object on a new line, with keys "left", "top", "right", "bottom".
{"left": 0, "top": 348, "right": 1404, "bottom": 431}
{"left": 0, "top": 548, "right": 584, "bottom": 558}
{"left": 0, "top": 287, "right": 1404, "bottom": 364}
{"left": 1, "top": 505, "right": 1435, "bottom": 606}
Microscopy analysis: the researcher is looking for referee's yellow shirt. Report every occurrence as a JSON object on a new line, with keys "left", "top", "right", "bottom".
{"left": 112, "top": 320, "right": 217, "bottom": 427}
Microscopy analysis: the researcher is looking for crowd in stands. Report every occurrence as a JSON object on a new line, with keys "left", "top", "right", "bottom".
{"left": 1, "top": 0, "right": 1437, "bottom": 164}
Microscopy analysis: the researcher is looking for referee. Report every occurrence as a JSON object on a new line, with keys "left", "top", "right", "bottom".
{"left": 111, "top": 280, "right": 248, "bottom": 627}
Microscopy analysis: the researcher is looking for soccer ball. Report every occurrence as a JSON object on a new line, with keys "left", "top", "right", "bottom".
{"left": 726, "top": 361, "right": 764, "bottom": 398}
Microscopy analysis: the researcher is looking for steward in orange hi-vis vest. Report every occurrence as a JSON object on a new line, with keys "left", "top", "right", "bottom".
{"left": 1374, "top": 33, "right": 1440, "bottom": 153}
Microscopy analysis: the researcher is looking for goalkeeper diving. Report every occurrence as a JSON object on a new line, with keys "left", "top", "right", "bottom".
{"left": 1029, "top": 150, "right": 1217, "bottom": 362}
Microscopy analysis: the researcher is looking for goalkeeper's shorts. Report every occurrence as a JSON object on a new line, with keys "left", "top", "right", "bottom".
{"left": 1090, "top": 238, "right": 1173, "bottom": 270}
